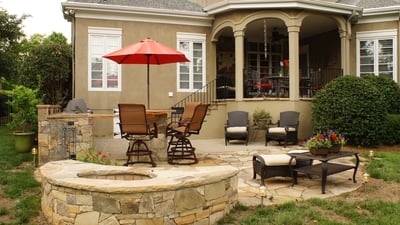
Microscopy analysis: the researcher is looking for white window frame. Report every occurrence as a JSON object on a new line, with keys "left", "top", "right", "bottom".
{"left": 356, "top": 29, "right": 397, "bottom": 82}
{"left": 177, "top": 32, "right": 206, "bottom": 92}
{"left": 88, "top": 27, "right": 122, "bottom": 91}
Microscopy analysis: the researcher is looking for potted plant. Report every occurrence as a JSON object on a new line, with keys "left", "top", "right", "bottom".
{"left": 305, "top": 130, "right": 347, "bottom": 155}
{"left": 252, "top": 108, "right": 271, "bottom": 128}
{"left": 0, "top": 77, "right": 43, "bottom": 153}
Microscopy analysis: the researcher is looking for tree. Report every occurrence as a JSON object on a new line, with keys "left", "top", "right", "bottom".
{"left": 0, "top": 9, "right": 27, "bottom": 81}
{"left": 21, "top": 32, "right": 72, "bottom": 106}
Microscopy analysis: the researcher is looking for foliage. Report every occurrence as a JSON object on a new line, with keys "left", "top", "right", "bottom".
{"left": 0, "top": 77, "right": 43, "bottom": 132}
{"left": 362, "top": 75, "right": 400, "bottom": 114}
{"left": 78, "top": 148, "right": 117, "bottom": 165}
{"left": 252, "top": 108, "right": 271, "bottom": 123}
{"left": 20, "top": 32, "right": 72, "bottom": 106}
{"left": 380, "top": 114, "right": 400, "bottom": 145}
{"left": 0, "top": 9, "right": 27, "bottom": 81}
{"left": 305, "top": 130, "right": 347, "bottom": 149}
{"left": 311, "top": 76, "right": 386, "bottom": 147}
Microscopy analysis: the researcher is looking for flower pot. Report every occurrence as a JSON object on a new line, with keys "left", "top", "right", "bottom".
{"left": 330, "top": 144, "right": 341, "bottom": 153}
{"left": 309, "top": 147, "right": 330, "bottom": 156}
{"left": 13, "top": 132, "right": 35, "bottom": 153}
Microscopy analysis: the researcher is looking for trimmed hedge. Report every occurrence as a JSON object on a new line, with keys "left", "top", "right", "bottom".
{"left": 312, "top": 75, "right": 386, "bottom": 147}
{"left": 362, "top": 75, "right": 400, "bottom": 114}
{"left": 380, "top": 114, "right": 400, "bottom": 145}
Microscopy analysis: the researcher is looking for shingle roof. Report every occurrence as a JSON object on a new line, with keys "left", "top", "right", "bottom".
{"left": 66, "top": 0, "right": 204, "bottom": 12}
{"left": 338, "top": 0, "right": 400, "bottom": 8}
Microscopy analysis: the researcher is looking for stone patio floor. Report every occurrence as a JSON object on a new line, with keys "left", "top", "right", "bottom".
{"left": 111, "top": 138, "right": 365, "bottom": 207}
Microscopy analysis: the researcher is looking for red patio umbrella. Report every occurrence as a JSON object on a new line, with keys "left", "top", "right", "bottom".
{"left": 103, "top": 37, "right": 190, "bottom": 108}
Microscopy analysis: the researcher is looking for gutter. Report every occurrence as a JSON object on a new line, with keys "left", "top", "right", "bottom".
{"left": 204, "top": 0, "right": 362, "bottom": 15}
{"left": 61, "top": 1, "right": 213, "bottom": 25}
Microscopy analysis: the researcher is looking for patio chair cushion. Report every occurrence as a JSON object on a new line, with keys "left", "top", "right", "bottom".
{"left": 268, "top": 127, "right": 296, "bottom": 134}
{"left": 257, "top": 153, "right": 295, "bottom": 166}
{"left": 226, "top": 126, "right": 247, "bottom": 133}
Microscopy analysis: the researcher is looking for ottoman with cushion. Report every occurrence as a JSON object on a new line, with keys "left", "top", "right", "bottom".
{"left": 253, "top": 150, "right": 311, "bottom": 185}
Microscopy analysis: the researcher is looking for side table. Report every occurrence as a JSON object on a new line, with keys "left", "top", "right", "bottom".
{"left": 288, "top": 151, "right": 360, "bottom": 194}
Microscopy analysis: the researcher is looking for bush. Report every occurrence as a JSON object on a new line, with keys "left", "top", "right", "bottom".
{"left": 311, "top": 76, "right": 386, "bottom": 147}
{"left": 362, "top": 75, "right": 400, "bottom": 114}
{"left": 380, "top": 114, "right": 400, "bottom": 145}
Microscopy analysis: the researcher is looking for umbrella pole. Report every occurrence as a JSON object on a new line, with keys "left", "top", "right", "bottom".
{"left": 147, "top": 55, "right": 150, "bottom": 109}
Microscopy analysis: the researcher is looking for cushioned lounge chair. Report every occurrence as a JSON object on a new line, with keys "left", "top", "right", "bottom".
{"left": 225, "top": 111, "right": 249, "bottom": 145}
{"left": 265, "top": 111, "right": 300, "bottom": 147}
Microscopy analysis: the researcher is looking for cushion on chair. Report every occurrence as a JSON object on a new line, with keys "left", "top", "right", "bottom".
{"left": 268, "top": 127, "right": 285, "bottom": 134}
{"left": 288, "top": 149, "right": 309, "bottom": 154}
{"left": 257, "top": 154, "right": 296, "bottom": 166}
{"left": 227, "top": 126, "right": 247, "bottom": 133}
{"left": 268, "top": 127, "right": 297, "bottom": 134}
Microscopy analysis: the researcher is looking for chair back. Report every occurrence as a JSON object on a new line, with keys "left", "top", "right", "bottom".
{"left": 186, "top": 104, "right": 209, "bottom": 134}
{"left": 181, "top": 102, "right": 201, "bottom": 121}
{"left": 118, "top": 104, "right": 149, "bottom": 135}
{"left": 279, "top": 111, "right": 300, "bottom": 127}
{"left": 227, "top": 111, "right": 248, "bottom": 127}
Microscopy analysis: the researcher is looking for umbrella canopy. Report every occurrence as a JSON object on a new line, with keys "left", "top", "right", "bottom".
{"left": 103, "top": 38, "right": 190, "bottom": 108}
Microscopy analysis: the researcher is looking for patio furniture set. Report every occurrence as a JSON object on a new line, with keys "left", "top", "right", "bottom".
{"left": 118, "top": 102, "right": 359, "bottom": 194}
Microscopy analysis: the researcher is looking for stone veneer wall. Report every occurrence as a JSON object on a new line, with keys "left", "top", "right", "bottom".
{"left": 37, "top": 105, "right": 93, "bottom": 165}
{"left": 40, "top": 161, "right": 239, "bottom": 225}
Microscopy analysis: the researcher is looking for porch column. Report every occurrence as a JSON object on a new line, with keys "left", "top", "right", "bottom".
{"left": 340, "top": 30, "right": 349, "bottom": 75}
{"left": 287, "top": 25, "right": 300, "bottom": 100}
{"left": 234, "top": 29, "right": 245, "bottom": 101}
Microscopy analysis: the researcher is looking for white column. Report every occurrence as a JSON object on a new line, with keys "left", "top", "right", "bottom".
{"left": 234, "top": 29, "right": 245, "bottom": 101}
{"left": 340, "top": 30, "right": 349, "bottom": 75}
{"left": 287, "top": 25, "right": 300, "bottom": 100}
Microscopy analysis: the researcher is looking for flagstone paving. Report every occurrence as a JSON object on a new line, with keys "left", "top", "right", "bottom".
{"left": 111, "top": 138, "right": 364, "bottom": 207}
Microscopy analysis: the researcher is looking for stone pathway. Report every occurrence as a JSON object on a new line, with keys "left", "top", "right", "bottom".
{"left": 109, "top": 138, "right": 364, "bottom": 207}
{"left": 185, "top": 139, "right": 363, "bottom": 206}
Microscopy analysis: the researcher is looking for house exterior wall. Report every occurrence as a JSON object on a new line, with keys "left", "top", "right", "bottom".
{"left": 64, "top": 0, "right": 399, "bottom": 142}
{"left": 74, "top": 18, "right": 213, "bottom": 112}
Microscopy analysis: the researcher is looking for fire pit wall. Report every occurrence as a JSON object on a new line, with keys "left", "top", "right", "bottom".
{"left": 39, "top": 160, "right": 239, "bottom": 225}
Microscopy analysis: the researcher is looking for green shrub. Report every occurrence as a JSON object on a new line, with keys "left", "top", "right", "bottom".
{"left": 380, "top": 114, "right": 400, "bottom": 145}
{"left": 311, "top": 75, "right": 386, "bottom": 147}
{"left": 362, "top": 75, "right": 400, "bottom": 114}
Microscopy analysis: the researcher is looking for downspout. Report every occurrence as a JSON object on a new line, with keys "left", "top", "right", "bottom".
{"left": 65, "top": 9, "right": 76, "bottom": 98}
{"left": 344, "top": 10, "right": 358, "bottom": 75}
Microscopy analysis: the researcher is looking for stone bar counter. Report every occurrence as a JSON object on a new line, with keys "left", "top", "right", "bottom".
{"left": 37, "top": 105, "right": 170, "bottom": 165}
{"left": 38, "top": 160, "right": 239, "bottom": 225}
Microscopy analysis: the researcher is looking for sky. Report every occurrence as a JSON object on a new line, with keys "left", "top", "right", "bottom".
{"left": 0, "top": 0, "right": 71, "bottom": 42}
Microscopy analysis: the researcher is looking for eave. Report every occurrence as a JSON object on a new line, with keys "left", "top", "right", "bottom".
{"left": 204, "top": 0, "right": 362, "bottom": 15}
{"left": 62, "top": 2, "right": 213, "bottom": 27}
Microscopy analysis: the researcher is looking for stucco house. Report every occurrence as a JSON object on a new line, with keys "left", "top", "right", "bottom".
{"left": 61, "top": 0, "right": 400, "bottom": 142}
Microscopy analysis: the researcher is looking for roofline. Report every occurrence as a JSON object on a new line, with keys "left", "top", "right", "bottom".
{"left": 362, "top": 6, "right": 400, "bottom": 16}
{"left": 204, "top": 0, "right": 362, "bottom": 15}
{"left": 62, "top": 2, "right": 213, "bottom": 27}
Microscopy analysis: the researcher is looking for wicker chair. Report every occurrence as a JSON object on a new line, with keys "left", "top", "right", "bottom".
{"left": 166, "top": 103, "right": 209, "bottom": 165}
{"left": 265, "top": 111, "right": 300, "bottom": 147}
{"left": 118, "top": 104, "right": 157, "bottom": 167}
{"left": 225, "top": 111, "right": 249, "bottom": 145}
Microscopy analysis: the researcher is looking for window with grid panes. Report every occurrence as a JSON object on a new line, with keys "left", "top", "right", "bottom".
{"left": 356, "top": 30, "right": 397, "bottom": 82}
{"left": 88, "top": 27, "right": 122, "bottom": 91}
{"left": 177, "top": 33, "right": 206, "bottom": 92}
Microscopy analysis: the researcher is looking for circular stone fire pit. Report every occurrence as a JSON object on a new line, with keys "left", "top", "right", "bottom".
{"left": 38, "top": 160, "right": 239, "bottom": 225}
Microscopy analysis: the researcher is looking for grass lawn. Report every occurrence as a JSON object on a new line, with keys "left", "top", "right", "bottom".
{"left": 0, "top": 126, "right": 41, "bottom": 225}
